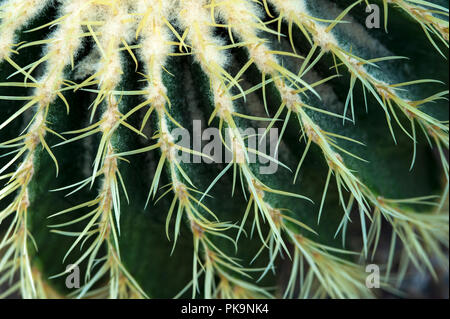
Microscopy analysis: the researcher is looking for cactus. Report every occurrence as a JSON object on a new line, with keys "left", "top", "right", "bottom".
{"left": 0, "top": 0, "right": 448, "bottom": 299}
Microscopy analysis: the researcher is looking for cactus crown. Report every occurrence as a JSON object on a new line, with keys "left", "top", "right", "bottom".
{"left": 0, "top": 0, "right": 448, "bottom": 299}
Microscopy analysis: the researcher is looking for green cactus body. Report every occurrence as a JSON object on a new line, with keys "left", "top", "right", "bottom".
{"left": 0, "top": 0, "right": 448, "bottom": 299}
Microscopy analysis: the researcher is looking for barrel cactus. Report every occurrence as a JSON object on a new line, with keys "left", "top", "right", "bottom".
{"left": 0, "top": 0, "right": 448, "bottom": 299}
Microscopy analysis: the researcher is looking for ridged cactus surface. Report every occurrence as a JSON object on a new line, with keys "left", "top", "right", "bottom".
{"left": 0, "top": 0, "right": 448, "bottom": 299}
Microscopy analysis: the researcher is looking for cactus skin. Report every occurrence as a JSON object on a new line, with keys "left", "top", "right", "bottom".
{"left": 0, "top": 0, "right": 448, "bottom": 299}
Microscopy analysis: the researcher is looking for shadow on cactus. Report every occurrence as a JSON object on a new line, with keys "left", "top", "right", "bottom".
{"left": 0, "top": 0, "right": 448, "bottom": 299}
